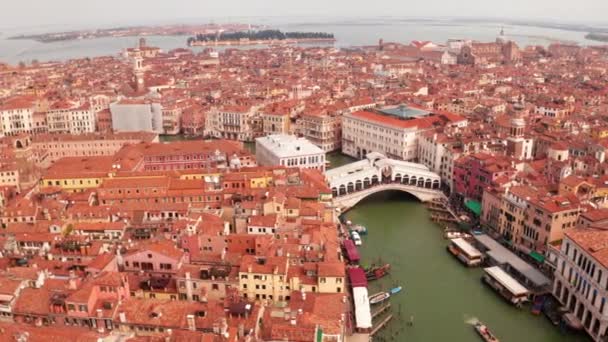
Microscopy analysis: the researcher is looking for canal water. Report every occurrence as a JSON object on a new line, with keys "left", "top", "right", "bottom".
{"left": 343, "top": 191, "right": 590, "bottom": 342}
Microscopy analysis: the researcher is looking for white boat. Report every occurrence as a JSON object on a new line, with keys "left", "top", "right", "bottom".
{"left": 351, "top": 231, "right": 362, "bottom": 246}
{"left": 474, "top": 322, "right": 499, "bottom": 342}
{"left": 369, "top": 292, "right": 390, "bottom": 305}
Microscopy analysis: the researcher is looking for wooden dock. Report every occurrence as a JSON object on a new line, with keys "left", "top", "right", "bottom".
{"left": 370, "top": 314, "right": 394, "bottom": 336}
{"left": 371, "top": 302, "right": 391, "bottom": 319}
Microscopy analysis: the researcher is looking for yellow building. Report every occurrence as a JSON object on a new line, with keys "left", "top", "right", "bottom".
{"left": 591, "top": 126, "right": 608, "bottom": 139}
{"left": 250, "top": 175, "right": 273, "bottom": 188}
{"left": 239, "top": 255, "right": 291, "bottom": 301}
{"left": 238, "top": 256, "right": 345, "bottom": 302}
{"left": 262, "top": 112, "right": 291, "bottom": 135}
{"left": 39, "top": 156, "right": 113, "bottom": 192}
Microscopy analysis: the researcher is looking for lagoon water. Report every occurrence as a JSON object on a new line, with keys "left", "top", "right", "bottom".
{"left": 0, "top": 17, "right": 601, "bottom": 65}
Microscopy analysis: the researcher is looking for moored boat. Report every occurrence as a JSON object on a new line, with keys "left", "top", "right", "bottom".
{"left": 390, "top": 286, "right": 402, "bottom": 295}
{"left": 350, "top": 224, "right": 368, "bottom": 235}
{"left": 369, "top": 291, "right": 390, "bottom": 305}
{"left": 366, "top": 263, "right": 390, "bottom": 281}
{"left": 531, "top": 295, "right": 545, "bottom": 315}
{"left": 351, "top": 231, "right": 362, "bottom": 246}
{"left": 473, "top": 322, "right": 500, "bottom": 342}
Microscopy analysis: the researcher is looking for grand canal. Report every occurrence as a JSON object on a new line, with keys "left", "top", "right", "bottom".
{"left": 343, "top": 191, "right": 589, "bottom": 342}
{"left": 323, "top": 152, "right": 589, "bottom": 341}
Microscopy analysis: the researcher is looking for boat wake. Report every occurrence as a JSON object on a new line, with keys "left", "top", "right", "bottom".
{"left": 464, "top": 315, "right": 480, "bottom": 325}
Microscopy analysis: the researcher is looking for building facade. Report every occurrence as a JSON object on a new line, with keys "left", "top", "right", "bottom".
{"left": 553, "top": 229, "right": 608, "bottom": 341}
{"left": 342, "top": 105, "right": 467, "bottom": 161}
{"left": 299, "top": 112, "right": 341, "bottom": 152}
{"left": 256, "top": 134, "right": 326, "bottom": 171}
{"left": 110, "top": 100, "right": 163, "bottom": 133}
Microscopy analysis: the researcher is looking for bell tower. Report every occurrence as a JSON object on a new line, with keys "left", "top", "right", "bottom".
{"left": 133, "top": 53, "right": 145, "bottom": 93}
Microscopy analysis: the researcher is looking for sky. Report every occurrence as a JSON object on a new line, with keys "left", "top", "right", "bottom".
{"left": 1, "top": 0, "right": 607, "bottom": 31}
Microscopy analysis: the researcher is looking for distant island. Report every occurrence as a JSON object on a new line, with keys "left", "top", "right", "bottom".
{"left": 585, "top": 32, "right": 608, "bottom": 42}
{"left": 187, "top": 29, "right": 335, "bottom": 46}
{"left": 9, "top": 24, "right": 258, "bottom": 43}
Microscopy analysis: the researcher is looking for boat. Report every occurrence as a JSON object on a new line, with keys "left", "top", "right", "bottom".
{"left": 369, "top": 291, "right": 390, "bottom": 305}
{"left": 366, "top": 263, "right": 390, "bottom": 281}
{"left": 531, "top": 295, "right": 545, "bottom": 315}
{"left": 562, "top": 312, "right": 584, "bottom": 330}
{"left": 390, "top": 286, "right": 402, "bottom": 295}
{"left": 541, "top": 297, "right": 564, "bottom": 326}
{"left": 473, "top": 322, "right": 500, "bottom": 342}
{"left": 350, "top": 224, "right": 368, "bottom": 235}
{"left": 351, "top": 231, "right": 362, "bottom": 246}
{"left": 444, "top": 230, "right": 472, "bottom": 239}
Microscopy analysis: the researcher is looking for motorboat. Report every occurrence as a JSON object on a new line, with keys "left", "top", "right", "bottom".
{"left": 390, "top": 286, "right": 402, "bottom": 295}
{"left": 473, "top": 322, "right": 500, "bottom": 342}
{"left": 350, "top": 224, "right": 368, "bottom": 235}
{"left": 351, "top": 231, "right": 362, "bottom": 246}
{"left": 369, "top": 291, "right": 390, "bottom": 305}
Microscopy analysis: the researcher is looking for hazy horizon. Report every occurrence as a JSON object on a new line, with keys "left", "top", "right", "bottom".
{"left": 1, "top": 0, "right": 607, "bottom": 32}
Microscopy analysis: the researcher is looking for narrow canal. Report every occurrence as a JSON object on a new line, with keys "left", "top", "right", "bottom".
{"left": 343, "top": 191, "right": 590, "bottom": 342}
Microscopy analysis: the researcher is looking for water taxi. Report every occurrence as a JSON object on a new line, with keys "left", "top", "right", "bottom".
{"left": 473, "top": 322, "right": 500, "bottom": 342}
{"left": 447, "top": 238, "right": 483, "bottom": 267}
{"left": 369, "top": 291, "right": 390, "bottom": 305}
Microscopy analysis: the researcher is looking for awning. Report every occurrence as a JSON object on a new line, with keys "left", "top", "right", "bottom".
{"left": 348, "top": 267, "right": 368, "bottom": 288}
{"left": 465, "top": 200, "right": 482, "bottom": 216}
{"left": 316, "top": 327, "right": 323, "bottom": 342}
{"left": 529, "top": 251, "right": 545, "bottom": 263}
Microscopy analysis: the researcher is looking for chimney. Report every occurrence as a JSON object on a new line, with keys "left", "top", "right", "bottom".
{"left": 68, "top": 270, "right": 78, "bottom": 290}
{"left": 96, "top": 309, "right": 105, "bottom": 333}
{"left": 119, "top": 311, "right": 126, "bottom": 323}
{"left": 186, "top": 314, "right": 196, "bottom": 331}
{"left": 221, "top": 318, "right": 228, "bottom": 337}
{"left": 301, "top": 288, "right": 306, "bottom": 301}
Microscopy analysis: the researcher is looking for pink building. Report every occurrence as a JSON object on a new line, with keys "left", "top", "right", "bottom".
{"left": 453, "top": 153, "right": 516, "bottom": 202}
{"left": 122, "top": 240, "right": 187, "bottom": 276}
{"left": 64, "top": 271, "right": 130, "bottom": 331}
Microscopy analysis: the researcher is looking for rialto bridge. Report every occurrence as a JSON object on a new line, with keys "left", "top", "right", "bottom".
{"left": 325, "top": 152, "right": 445, "bottom": 209}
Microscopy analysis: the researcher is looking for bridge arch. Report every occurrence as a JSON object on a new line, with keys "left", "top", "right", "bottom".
{"left": 333, "top": 183, "right": 444, "bottom": 210}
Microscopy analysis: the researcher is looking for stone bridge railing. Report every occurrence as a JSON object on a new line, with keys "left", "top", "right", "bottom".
{"left": 332, "top": 182, "right": 445, "bottom": 210}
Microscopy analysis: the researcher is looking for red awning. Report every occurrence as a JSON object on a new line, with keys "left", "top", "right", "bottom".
{"left": 348, "top": 267, "right": 368, "bottom": 288}
{"left": 344, "top": 239, "right": 361, "bottom": 263}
